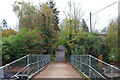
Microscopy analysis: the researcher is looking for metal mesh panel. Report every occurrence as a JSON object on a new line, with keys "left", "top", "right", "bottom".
{"left": 0, "top": 54, "right": 49, "bottom": 79}
{"left": 70, "top": 55, "right": 120, "bottom": 80}
{"left": 6, "top": 57, "right": 27, "bottom": 77}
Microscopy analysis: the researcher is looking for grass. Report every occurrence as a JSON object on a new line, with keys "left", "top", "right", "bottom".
{"left": 78, "top": 70, "right": 89, "bottom": 80}
{"left": 50, "top": 51, "right": 57, "bottom": 62}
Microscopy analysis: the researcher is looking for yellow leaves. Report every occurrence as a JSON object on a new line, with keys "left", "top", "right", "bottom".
{"left": 106, "top": 19, "right": 118, "bottom": 49}
{"left": 50, "top": 24, "right": 54, "bottom": 27}
{"left": 2, "top": 29, "right": 17, "bottom": 37}
{"left": 13, "top": 5, "right": 20, "bottom": 11}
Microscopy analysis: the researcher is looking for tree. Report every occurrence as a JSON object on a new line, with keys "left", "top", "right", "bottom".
{"left": 2, "top": 19, "right": 7, "bottom": 29}
{"left": 106, "top": 19, "right": 118, "bottom": 62}
{"left": 48, "top": 0, "right": 60, "bottom": 31}
{"left": 62, "top": 1, "right": 85, "bottom": 55}
{"left": 82, "top": 19, "right": 89, "bottom": 33}
{"left": 13, "top": 1, "right": 59, "bottom": 54}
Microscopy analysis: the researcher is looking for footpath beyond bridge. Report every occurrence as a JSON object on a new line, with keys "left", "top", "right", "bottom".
{"left": 32, "top": 50, "right": 83, "bottom": 79}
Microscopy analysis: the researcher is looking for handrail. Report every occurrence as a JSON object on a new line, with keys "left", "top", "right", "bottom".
{"left": 89, "top": 55, "right": 120, "bottom": 70}
{"left": 0, "top": 54, "right": 30, "bottom": 69}
{"left": 11, "top": 55, "right": 49, "bottom": 79}
{"left": 88, "top": 65, "right": 107, "bottom": 80}
{"left": 11, "top": 65, "right": 29, "bottom": 78}
{"left": 71, "top": 57, "right": 107, "bottom": 80}
{"left": 70, "top": 55, "right": 120, "bottom": 80}
{"left": 0, "top": 54, "right": 49, "bottom": 79}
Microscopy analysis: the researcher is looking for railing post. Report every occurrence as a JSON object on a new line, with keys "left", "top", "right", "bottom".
{"left": 75, "top": 55, "right": 77, "bottom": 67}
{"left": 71, "top": 55, "right": 72, "bottom": 65}
{"left": 45, "top": 56, "right": 46, "bottom": 66}
{"left": 111, "top": 66, "right": 113, "bottom": 80}
{"left": 75, "top": 55, "right": 77, "bottom": 68}
{"left": 43, "top": 55, "right": 44, "bottom": 66}
{"left": 40, "top": 55, "right": 42, "bottom": 68}
{"left": 5, "top": 65, "right": 8, "bottom": 73}
{"left": 80, "top": 55, "right": 82, "bottom": 72}
{"left": 27, "top": 55, "right": 30, "bottom": 76}
{"left": 47, "top": 55, "right": 48, "bottom": 64}
{"left": 89, "top": 55, "right": 91, "bottom": 79}
{"left": 77, "top": 55, "right": 78, "bottom": 69}
{"left": 44, "top": 56, "right": 45, "bottom": 66}
{"left": 0, "top": 67, "right": 4, "bottom": 79}
{"left": 37, "top": 55, "right": 39, "bottom": 69}
{"left": 47, "top": 55, "right": 48, "bottom": 63}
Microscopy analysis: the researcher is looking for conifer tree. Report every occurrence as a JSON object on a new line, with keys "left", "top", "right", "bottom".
{"left": 48, "top": 0, "right": 60, "bottom": 31}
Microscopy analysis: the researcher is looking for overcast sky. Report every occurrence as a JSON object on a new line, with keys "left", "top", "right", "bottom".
{"left": 0, "top": 0, "right": 118, "bottom": 31}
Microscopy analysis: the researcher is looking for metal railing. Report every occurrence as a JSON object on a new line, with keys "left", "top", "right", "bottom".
{"left": 0, "top": 54, "right": 49, "bottom": 79}
{"left": 70, "top": 55, "right": 120, "bottom": 80}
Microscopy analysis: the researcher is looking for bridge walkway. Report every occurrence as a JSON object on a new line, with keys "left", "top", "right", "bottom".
{"left": 32, "top": 47, "right": 83, "bottom": 79}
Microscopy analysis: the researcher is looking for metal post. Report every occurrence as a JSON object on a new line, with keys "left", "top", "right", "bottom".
{"left": 73, "top": 55, "right": 74, "bottom": 65}
{"left": 76, "top": 55, "right": 78, "bottom": 69}
{"left": 5, "top": 66, "right": 8, "bottom": 73}
{"left": 90, "top": 12, "right": 92, "bottom": 33}
{"left": 89, "top": 55, "right": 91, "bottom": 78}
{"left": 37, "top": 55, "right": 39, "bottom": 69}
{"left": 80, "top": 55, "right": 82, "bottom": 71}
{"left": 40, "top": 56, "right": 41, "bottom": 68}
{"left": 75, "top": 55, "right": 76, "bottom": 67}
{"left": 75, "top": 55, "right": 77, "bottom": 67}
{"left": 47, "top": 55, "right": 48, "bottom": 64}
{"left": 43, "top": 56, "right": 45, "bottom": 66}
{"left": 1, "top": 67, "right": 4, "bottom": 79}
{"left": 27, "top": 55, "right": 30, "bottom": 76}
{"left": 111, "top": 66, "right": 113, "bottom": 80}
{"left": 71, "top": 56, "right": 72, "bottom": 65}
{"left": 45, "top": 56, "right": 46, "bottom": 66}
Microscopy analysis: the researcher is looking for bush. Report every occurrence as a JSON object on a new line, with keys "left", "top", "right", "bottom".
{"left": 2, "top": 28, "right": 43, "bottom": 65}
{"left": 57, "top": 26, "right": 110, "bottom": 62}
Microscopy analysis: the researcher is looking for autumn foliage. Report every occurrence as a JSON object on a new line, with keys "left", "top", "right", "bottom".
{"left": 2, "top": 29, "right": 17, "bottom": 37}
{"left": 2, "top": 1, "right": 59, "bottom": 64}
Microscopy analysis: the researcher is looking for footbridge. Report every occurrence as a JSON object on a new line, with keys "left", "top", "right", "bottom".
{"left": 0, "top": 50, "right": 120, "bottom": 80}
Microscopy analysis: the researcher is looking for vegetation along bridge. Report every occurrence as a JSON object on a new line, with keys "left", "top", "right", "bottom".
{"left": 0, "top": 48, "right": 120, "bottom": 80}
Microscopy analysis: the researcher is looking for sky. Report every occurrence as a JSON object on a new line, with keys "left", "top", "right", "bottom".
{"left": 0, "top": 0, "right": 118, "bottom": 31}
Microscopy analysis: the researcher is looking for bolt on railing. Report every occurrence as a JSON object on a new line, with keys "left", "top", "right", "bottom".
{"left": 70, "top": 55, "right": 120, "bottom": 80}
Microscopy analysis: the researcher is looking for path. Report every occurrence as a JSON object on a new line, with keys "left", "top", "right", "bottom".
{"left": 32, "top": 46, "right": 83, "bottom": 79}
{"left": 32, "top": 63, "right": 83, "bottom": 78}
{"left": 55, "top": 51, "right": 65, "bottom": 62}
{"left": 55, "top": 45, "right": 66, "bottom": 62}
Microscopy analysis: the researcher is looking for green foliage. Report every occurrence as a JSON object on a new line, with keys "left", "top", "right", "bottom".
{"left": 2, "top": 1, "right": 60, "bottom": 64}
{"left": 50, "top": 51, "right": 57, "bottom": 61}
{"left": 78, "top": 71, "right": 88, "bottom": 80}
{"left": 106, "top": 19, "right": 118, "bottom": 63}
{"left": 13, "top": 1, "right": 59, "bottom": 55}
{"left": 2, "top": 28, "right": 43, "bottom": 64}
{"left": 57, "top": 18, "right": 110, "bottom": 62}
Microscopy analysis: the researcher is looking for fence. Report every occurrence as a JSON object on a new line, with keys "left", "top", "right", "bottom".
{"left": 0, "top": 54, "right": 49, "bottom": 79}
{"left": 70, "top": 55, "right": 120, "bottom": 80}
